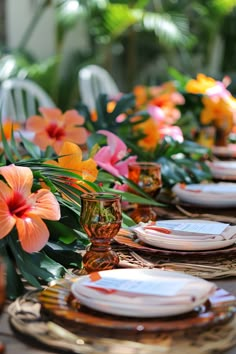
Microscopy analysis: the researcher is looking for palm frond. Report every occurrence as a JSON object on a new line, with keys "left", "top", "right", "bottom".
{"left": 142, "top": 11, "right": 194, "bottom": 47}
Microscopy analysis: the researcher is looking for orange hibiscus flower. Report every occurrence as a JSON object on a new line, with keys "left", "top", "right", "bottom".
{"left": 46, "top": 141, "right": 98, "bottom": 193}
{"left": 0, "top": 164, "right": 60, "bottom": 253}
{"left": 26, "top": 107, "right": 88, "bottom": 153}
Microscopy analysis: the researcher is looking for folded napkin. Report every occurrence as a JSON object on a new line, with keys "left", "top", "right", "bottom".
{"left": 72, "top": 270, "right": 216, "bottom": 308}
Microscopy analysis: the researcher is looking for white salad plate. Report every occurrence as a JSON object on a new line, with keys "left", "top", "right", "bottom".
{"left": 172, "top": 182, "right": 236, "bottom": 207}
{"left": 208, "top": 161, "right": 236, "bottom": 180}
{"left": 71, "top": 268, "right": 216, "bottom": 318}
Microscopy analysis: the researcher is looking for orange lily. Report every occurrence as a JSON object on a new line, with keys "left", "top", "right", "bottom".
{"left": 0, "top": 164, "right": 60, "bottom": 253}
{"left": 185, "top": 74, "right": 217, "bottom": 94}
{"left": 132, "top": 117, "right": 160, "bottom": 152}
{"left": 0, "top": 119, "right": 21, "bottom": 141}
{"left": 201, "top": 97, "right": 234, "bottom": 130}
{"left": 46, "top": 141, "right": 98, "bottom": 193}
{"left": 26, "top": 107, "right": 88, "bottom": 154}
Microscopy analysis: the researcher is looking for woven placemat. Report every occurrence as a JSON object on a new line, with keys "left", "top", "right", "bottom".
{"left": 8, "top": 290, "right": 236, "bottom": 354}
{"left": 116, "top": 248, "right": 236, "bottom": 279}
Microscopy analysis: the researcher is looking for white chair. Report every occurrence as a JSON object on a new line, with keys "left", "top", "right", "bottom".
{"left": 0, "top": 78, "right": 56, "bottom": 122}
{"left": 78, "top": 64, "right": 120, "bottom": 110}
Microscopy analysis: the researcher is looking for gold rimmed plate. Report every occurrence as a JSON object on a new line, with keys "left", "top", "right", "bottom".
{"left": 39, "top": 279, "right": 236, "bottom": 335}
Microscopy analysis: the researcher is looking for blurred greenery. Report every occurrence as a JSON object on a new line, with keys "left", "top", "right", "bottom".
{"left": 0, "top": 0, "right": 236, "bottom": 109}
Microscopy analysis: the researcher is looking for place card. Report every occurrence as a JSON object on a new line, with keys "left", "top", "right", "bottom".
{"left": 82, "top": 273, "right": 193, "bottom": 296}
{"left": 157, "top": 221, "right": 229, "bottom": 235}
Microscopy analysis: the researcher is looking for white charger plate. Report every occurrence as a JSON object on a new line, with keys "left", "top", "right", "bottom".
{"left": 172, "top": 183, "right": 236, "bottom": 207}
{"left": 208, "top": 161, "right": 236, "bottom": 180}
{"left": 71, "top": 269, "right": 216, "bottom": 318}
{"left": 134, "top": 219, "right": 236, "bottom": 251}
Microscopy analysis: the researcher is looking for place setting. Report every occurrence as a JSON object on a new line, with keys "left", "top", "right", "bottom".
{"left": 207, "top": 160, "right": 236, "bottom": 181}
{"left": 114, "top": 219, "right": 236, "bottom": 279}
{"left": 172, "top": 182, "right": 236, "bottom": 208}
{"left": 7, "top": 267, "right": 236, "bottom": 354}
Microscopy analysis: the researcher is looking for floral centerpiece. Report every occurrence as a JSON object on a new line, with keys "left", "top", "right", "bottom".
{"left": 3, "top": 72, "right": 228, "bottom": 298}
{"left": 169, "top": 71, "right": 236, "bottom": 147}
{"left": 1, "top": 104, "right": 163, "bottom": 298}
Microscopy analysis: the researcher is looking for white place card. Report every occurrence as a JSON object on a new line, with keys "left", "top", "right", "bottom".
{"left": 156, "top": 221, "right": 229, "bottom": 235}
{"left": 82, "top": 276, "right": 192, "bottom": 296}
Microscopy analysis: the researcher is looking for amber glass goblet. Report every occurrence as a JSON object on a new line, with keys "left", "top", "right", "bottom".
{"left": 128, "top": 162, "right": 162, "bottom": 223}
{"left": 0, "top": 258, "right": 5, "bottom": 353}
{"left": 80, "top": 192, "right": 122, "bottom": 273}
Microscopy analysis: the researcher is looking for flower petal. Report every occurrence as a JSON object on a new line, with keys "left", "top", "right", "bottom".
{"left": 0, "top": 165, "right": 33, "bottom": 196}
{"left": 33, "top": 131, "right": 55, "bottom": 151}
{"left": 39, "top": 107, "right": 62, "bottom": 120}
{"left": 26, "top": 115, "right": 47, "bottom": 132}
{"left": 29, "top": 189, "right": 61, "bottom": 220}
{"left": 58, "top": 142, "right": 83, "bottom": 168}
{"left": 97, "top": 130, "right": 127, "bottom": 161}
{"left": 63, "top": 110, "right": 85, "bottom": 125}
{"left": 116, "top": 156, "right": 137, "bottom": 177}
{"left": 65, "top": 127, "right": 88, "bottom": 145}
{"left": 0, "top": 190, "right": 16, "bottom": 239}
{"left": 16, "top": 215, "right": 49, "bottom": 252}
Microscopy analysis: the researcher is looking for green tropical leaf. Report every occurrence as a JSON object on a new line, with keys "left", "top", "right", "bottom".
{"left": 20, "top": 133, "right": 41, "bottom": 159}
{"left": 44, "top": 245, "right": 83, "bottom": 269}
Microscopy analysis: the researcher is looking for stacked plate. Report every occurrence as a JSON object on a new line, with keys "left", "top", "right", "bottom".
{"left": 133, "top": 219, "right": 236, "bottom": 251}
{"left": 212, "top": 144, "right": 236, "bottom": 158}
{"left": 172, "top": 182, "right": 236, "bottom": 208}
{"left": 207, "top": 161, "right": 236, "bottom": 181}
{"left": 71, "top": 268, "right": 216, "bottom": 318}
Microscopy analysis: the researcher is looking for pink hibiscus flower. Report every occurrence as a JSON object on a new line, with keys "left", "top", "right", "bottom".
{"left": 94, "top": 130, "right": 137, "bottom": 177}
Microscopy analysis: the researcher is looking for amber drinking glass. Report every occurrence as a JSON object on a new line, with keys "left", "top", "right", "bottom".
{"left": 128, "top": 162, "right": 162, "bottom": 223}
{"left": 0, "top": 258, "right": 5, "bottom": 353}
{"left": 80, "top": 192, "right": 122, "bottom": 273}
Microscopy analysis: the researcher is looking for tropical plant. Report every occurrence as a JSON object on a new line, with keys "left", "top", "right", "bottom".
{"left": 0, "top": 0, "right": 200, "bottom": 109}
{"left": 80, "top": 92, "right": 212, "bottom": 189}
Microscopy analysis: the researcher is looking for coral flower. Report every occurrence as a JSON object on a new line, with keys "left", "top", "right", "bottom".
{"left": 26, "top": 107, "right": 88, "bottom": 154}
{"left": 0, "top": 164, "right": 60, "bottom": 253}
{"left": 94, "top": 130, "right": 137, "bottom": 177}
{"left": 46, "top": 141, "right": 98, "bottom": 192}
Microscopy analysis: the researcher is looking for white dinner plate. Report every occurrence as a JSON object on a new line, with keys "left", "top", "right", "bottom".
{"left": 208, "top": 161, "right": 236, "bottom": 180}
{"left": 172, "top": 182, "right": 236, "bottom": 207}
{"left": 212, "top": 145, "right": 236, "bottom": 158}
{"left": 71, "top": 269, "right": 216, "bottom": 318}
{"left": 133, "top": 220, "right": 236, "bottom": 251}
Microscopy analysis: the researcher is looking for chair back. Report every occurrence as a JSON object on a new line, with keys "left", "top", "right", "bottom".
{"left": 78, "top": 65, "right": 120, "bottom": 110}
{"left": 0, "top": 78, "right": 55, "bottom": 122}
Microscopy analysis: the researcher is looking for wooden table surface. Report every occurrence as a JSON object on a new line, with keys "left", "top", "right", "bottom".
{"left": 0, "top": 277, "right": 235, "bottom": 354}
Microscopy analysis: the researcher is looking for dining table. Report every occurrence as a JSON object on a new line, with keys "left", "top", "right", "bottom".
{"left": 1, "top": 199, "right": 236, "bottom": 354}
